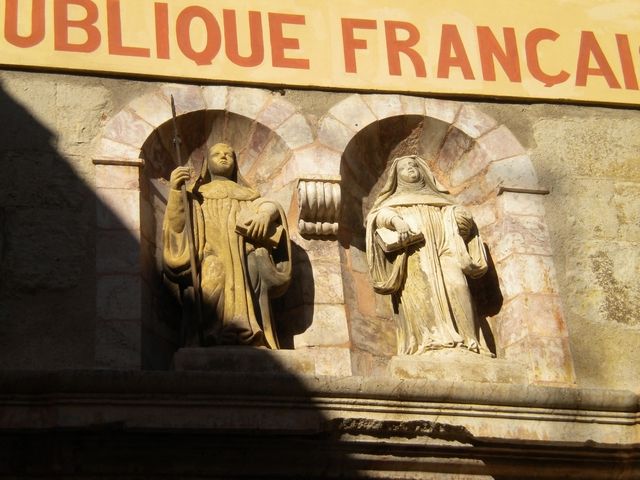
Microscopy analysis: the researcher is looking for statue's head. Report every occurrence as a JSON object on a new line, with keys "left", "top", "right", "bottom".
{"left": 207, "top": 143, "right": 236, "bottom": 178}
{"left": 396, "top": 156, "right": 423, "bottom": 185}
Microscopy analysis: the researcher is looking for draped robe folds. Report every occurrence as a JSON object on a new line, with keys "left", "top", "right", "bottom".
{"left": 163, "top": 177, "right": 290, "bottom": 348}
{"left": 366, "top": 192, "right": 489, "bottom": 355}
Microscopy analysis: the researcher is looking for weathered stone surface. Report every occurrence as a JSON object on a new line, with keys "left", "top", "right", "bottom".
{"left": 96, "top": 230, "right": 140, "bottom": 275}
{"left": 275, "top": 113, "right": 314, "bottom": 150}
{"left": 201, "top": 85, "right": 229, "bottom": 111}
{"left": 389, "top": 350, "right": 527, "bottom": 384}
{"left": 497, "top": 191, "right": 546, "bottom": 216}
{"left": 484, "top": 214, "right": 553, "bottom": 263}
{"left": 496, "top": 254, "right": 560, "bottom": 300}
{"left": 399, "top": 95, "right": 425, "bottom": 116}
{"left": 97, "top": 275, "right": 142, "bottom": 321}
{"left": 454, "top": 105, "right": 498, "bottom": 139}
{"left": 318, "top": 115, "right": 355, "bottom": 152}
{"left": 95, "top": 319, "right": 141, "bottom": 369}
{"left": 95, "top": 164, "right": 140, "bottom": 190}
{"left": 424, "top": 98, "right": 461, "bottom": 124}
{"left": 227, "top": 87, "right": 270, "bottom": 119}
{"left": 328, "top": 94, "right": 376, "bottom": 131}
{"left": 159, "top": 84, "right": 206, "bottom": 115}
{"left": 485, "top": 154, "right": 540, "bottom": 190}
{"left": 293, "top": 304, "right": 350, "bottom": 348}
{"left": 362, "top": 94, "right": 403, "bottom": 119}
{"left": 96, "top": 188, "right": 140, "bottom": 233}
{"left": 256, "top": 96, "right": 296, "bottom": 129}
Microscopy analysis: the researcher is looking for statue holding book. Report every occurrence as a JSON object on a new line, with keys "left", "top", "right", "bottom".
{"left": 366, "top": 155, "right": 492, "bottom": 356}
{"left": 162, "top": 143, "right": 291, "bottom": 348}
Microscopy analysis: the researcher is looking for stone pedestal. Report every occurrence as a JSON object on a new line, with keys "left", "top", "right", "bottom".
{"left": 173, "top": 346, "right": 352, "bottom": 376}
{"left": 388, "top": 349, "right": 528, "bottom": 384}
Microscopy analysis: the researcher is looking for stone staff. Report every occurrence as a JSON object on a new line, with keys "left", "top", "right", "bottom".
{"left": 170, "top": 95, "right": 204, "bottom": 346}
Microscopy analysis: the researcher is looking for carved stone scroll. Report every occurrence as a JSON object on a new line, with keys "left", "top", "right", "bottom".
{"left": 297, "top": 176, "right": 341, "bottom": 236}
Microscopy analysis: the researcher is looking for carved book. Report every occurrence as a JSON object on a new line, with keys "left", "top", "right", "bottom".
{"left": 375, "top": 227, "right": 424, "bottom": 253}
{"left": 235, "top": 210, "right": 283, "bottom": 249}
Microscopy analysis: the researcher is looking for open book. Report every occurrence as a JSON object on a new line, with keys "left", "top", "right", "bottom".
{"left": 375, "top": 227, "right": 424, "bottom": 253}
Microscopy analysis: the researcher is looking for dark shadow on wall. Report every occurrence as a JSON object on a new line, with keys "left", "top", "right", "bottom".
{"left": 0, "top": 77, "right": 356, "bottom": 478}
{"left": 0, "top": 83, "right": 101, "bottom": 369}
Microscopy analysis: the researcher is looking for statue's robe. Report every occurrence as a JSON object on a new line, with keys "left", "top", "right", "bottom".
{"left": 366, "top": 192, "right": 488, "bottom": 355}
{"left": 163, "top": 177, "right": 290, "bottom": 348}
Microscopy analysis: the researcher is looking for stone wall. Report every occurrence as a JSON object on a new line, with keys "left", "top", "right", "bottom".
{"left": 0, "top": 69, "right": 638, "bottom": 392}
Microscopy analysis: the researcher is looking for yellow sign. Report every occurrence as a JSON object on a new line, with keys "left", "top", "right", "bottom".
{"left": 2, "top": 0, "right": 640, "bottom": 105}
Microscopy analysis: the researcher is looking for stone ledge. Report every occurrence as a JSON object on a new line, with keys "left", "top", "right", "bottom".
{"left": 0, "top": 370, "right": 637, "bottom": 446}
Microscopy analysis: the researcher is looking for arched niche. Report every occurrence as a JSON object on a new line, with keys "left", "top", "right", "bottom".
{"left": 321, "top": 94, "right": 575, "bottom": 385}
{"left": 93, "top": 84, "right": 315, "bottom": 369}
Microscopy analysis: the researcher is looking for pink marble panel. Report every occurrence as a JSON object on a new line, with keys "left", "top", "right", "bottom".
{"left": 159, "top": 84, "right": 206, "bottom": 115}
{"left": 276, "top": 113, "right": 314, "bottom": 150}
{"left": 256, "top": 97, "right": 296, "bottom": 129}
{"left": 399, "top": 95, "right": 426, "bottom": 116}
{"left": 424, "top": 98, "right": 461, "bottom": 124}
{"left": 227, "top": 87, "right": 270, "bottom": 119}
{"left": 318, "top": 115, "right": 355, "bottom": 152}
{"left": 362, "top": 94, "right": 403, "bottom": 119}
{"left": 496, "top": 254, "right": 560, "bottom": 300}
{"left": 201, "top": 85, "right": 229, "bottom": 111}
{"left": 328, "top": 94, "right": 376, "bottom": 132}
{"left": 95, "top": 164, "right": 140, "bottom": 190}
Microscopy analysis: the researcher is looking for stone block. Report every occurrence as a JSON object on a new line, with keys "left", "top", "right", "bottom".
{"left": 103, "top": 108, "right": 154, "bottom": 148}
{"left": 454, "top": 105, "right": 498, "bottom": 138}
{"left": 468, "top": 200, "right": 497, "bottom": 230}
{"left": 160, "top": 84, "right": 206, "bottom": 115}
{"left": 257, "top": 97, "right": 296, "bottom": 130}
{"left": 350, "top": 271, "right": 376, "bottom": 317}
{"left": 350, "top": 311, "right": 396, "bottom": 357}
{"left": 95, "top": 164, "right": 140, "bottom": 190}
{"left": 97, "top": 230, "right": 140, "bottom": 275}
{"left": 449, "top": 141, "right": 494, "bottom": 186}
{"left": 201, "top": 85, "right": 229, "bottom": 111}
{"left": 400, "top": 95, "right": 425, "bottom": 116}
{"left": 328, "top": 94, "right": 376, "bottom": 131}
{"left": 487, "top": 214, "right": 553, "bottom": 263}
{"left": 496, "top": 294, "right": 567, "bottom": 349}
{"left": 126, "top": 91, "right": 171, "bottom": 128}
{"left": 276, "top": 147, "right": 341, "bottom": 190}
{"left": 318, "top": 115, "right": 355, "bottom": 152}
{"left": 308, "top": 261, "right": 345, "bottom": 304}
{"left": 227, "top": 87, "right": 270, "bottom": 119}
{"left": 476, "top": 125, "right": 526, "bottom": 160}
{"left": 496, "top": 254, "right": 560, "bottom": 300}
{"left": 173, "top": 346, "right": 315, "bottom": 374}
{"left": 97, "top": 275, "right": 142, "bottom": 320}
{"left": 95, "top": 138, "right": 141, "bottom": 161}
{"left": 388, "top": 349, "right": 528, "bottom": 384}
{"left": 303, "top": 346, "right": 352, "bottom": 376}
{"left": 293, "top": 304, "right": 350, "bottom": 348}
{"left": 486, "top": 155, "right": 540, "bottom": 191}
{"left": 425, "top": 98, "right": 461, "bottom": 124}
{"left": 95, "top": 319, "right": 141, "bottom": 369}
{"left": 96, "top": 188, "right": 140, "bottom": 233}
{"left": 528, "top": 336, "right": 576, "bottom": 384}
{"left": 276, "top": 113, "right": 314, "bottom": 150}
{"left": 362, "top": 94, "right": 403, "bottom": 119}
{"left": 497, "top": 191, "right": 546, "bottom": 216}
{"left": 492, "top": 303, "right": 528, "bottom": 349}
{"left": 613, "top": 181, "right": 640, "bottom": 241}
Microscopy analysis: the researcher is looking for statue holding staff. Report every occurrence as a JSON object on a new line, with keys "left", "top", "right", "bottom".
{"left": 162, "top": 142, "right": 291, "bottom": 348}
{"left": 366, "top": 155, "right": 493, "bottom": 356}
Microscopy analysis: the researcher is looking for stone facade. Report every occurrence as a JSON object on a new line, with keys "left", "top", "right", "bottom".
{"left": 0, "top": 69, "right": 638, "bottom": 477}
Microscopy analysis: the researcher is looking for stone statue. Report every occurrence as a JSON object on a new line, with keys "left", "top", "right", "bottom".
{"left": 163, "top": 143, "right": 291, "bottom": 348}
{"left": 366, "top": 155, "right": 493, "bottom": 356}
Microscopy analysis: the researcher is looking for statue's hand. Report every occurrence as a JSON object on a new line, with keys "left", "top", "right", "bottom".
{"left": 455, "top": 208, "right": 474, "bottom": 240}
{"left": 169, "top": 166, "right": 191, "bottom": 190}
{"left": 246, "top": 212, "right": 271, "bottom": 242}
{"left": 391, "top": 216, "right": 411, "bottom": 245}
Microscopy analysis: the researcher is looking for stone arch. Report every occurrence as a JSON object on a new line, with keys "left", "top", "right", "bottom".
{"left": 93, "top": 84, "right": 314, "bottom": 369}
{"left": 321, "top": 93, "right": 575, "bottom": 385}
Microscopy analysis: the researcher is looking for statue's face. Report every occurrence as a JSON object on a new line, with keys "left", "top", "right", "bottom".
{"left": 207, "top": 143, "right": 235, "bottom": 177}
{"left": 397, "top": 157, "right": 422, "bottom": 184}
